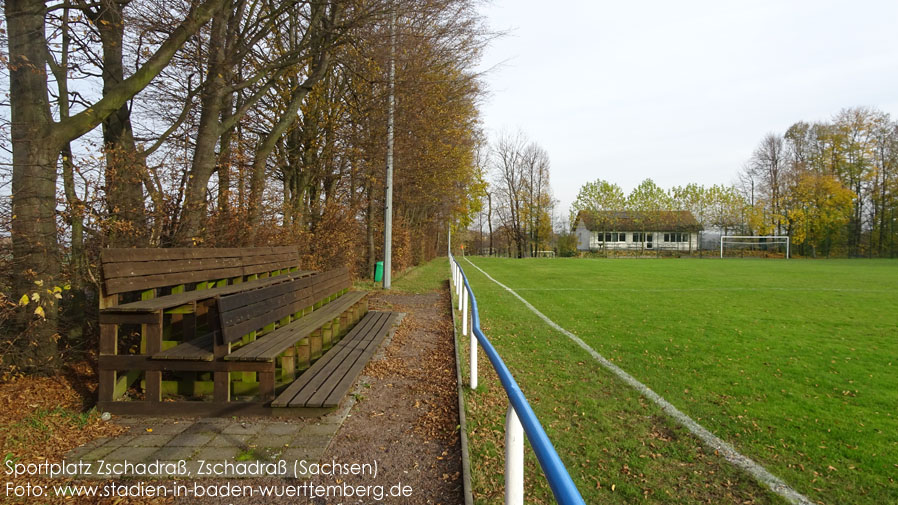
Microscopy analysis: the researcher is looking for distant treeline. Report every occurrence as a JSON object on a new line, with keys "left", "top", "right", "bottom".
{"left": 567, "top": 107, "right": 898, "bottom": 259}
{"left": 739, "top": 107, "right": 897, "bottom": 258}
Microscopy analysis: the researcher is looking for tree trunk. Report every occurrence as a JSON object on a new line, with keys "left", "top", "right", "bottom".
{"left": 93, "top": 1, "right": 148, "bottom": 246}
{"left": 366, "top": 178, "right": 376, "bottom": 278}
{"left": 6, "top": 0, "right": 63, "bottom": 371}
{"left": 487, "top": 192, "right": 493, "bottom": 256}
{"left": 217, "top": 91, "right": 236, "bottom": 218}
{"left": 174, "top": 6, "right": 231, "bottom": 245}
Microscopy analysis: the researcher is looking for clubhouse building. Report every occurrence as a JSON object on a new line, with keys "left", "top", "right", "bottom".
{"left": 573, "top": 210, "right": 702, "bottom": 252}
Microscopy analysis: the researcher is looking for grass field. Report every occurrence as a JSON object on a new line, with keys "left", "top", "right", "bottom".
{"left": 454, "top": 256, "right": 897, "bottom": 505}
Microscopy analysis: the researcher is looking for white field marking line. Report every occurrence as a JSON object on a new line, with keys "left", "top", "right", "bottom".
{"left": 505, "top": 287, "right": 891, "bottom": 293}
{"left": 463, "top": 257, "right": 815, "bottom": 505}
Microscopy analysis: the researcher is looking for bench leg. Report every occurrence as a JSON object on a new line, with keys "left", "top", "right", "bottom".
{"left": 280, "top": 348, "right": 296, "bottom": 382}
{"left": 322, "top": 321, "right": 333, "bottom": 349}
{"left": 98, "top": 323, "right": 117, "bottom": 402}
{"left": 143, "top": 313, "right": 163, "bottom": 403}
{"left": 214, "top": 372, "right": 230, "bottom": 402}
{"left": 182, "top": 311, "right": 196, "bottom": 341}
{"left": 259, "top": 371, "right": 275, "bottom": 402}
{"left": 213, "top": 339, "right": 230, "bottom": 403}
{"left": 339, "top": 312, "right": 350, "bottom": 340}
{"left": 310, "top": 330, "right": 322, "bottom": 360}
{"left": 297, "top": 339, "right": 310, "bottom": 370}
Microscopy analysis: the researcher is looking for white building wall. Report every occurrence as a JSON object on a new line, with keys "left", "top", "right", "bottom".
{"left": 580, "top": 231, "right": 699, "bottom": 251}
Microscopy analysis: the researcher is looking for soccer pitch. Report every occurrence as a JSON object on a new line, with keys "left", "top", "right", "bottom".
{"left": 457, "top": 256, "right": 897, "bottom": 505}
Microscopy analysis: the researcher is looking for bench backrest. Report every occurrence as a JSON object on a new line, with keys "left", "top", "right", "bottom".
{"left": 216, "top": 267, "right": 351, "bottom": 344}
{"left": 99, "top": 246, "right": 301, "bottom": 299}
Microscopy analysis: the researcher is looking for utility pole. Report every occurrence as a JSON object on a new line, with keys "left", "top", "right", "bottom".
{"left": 383, "top": 7, "right": 396, "bottom": 289}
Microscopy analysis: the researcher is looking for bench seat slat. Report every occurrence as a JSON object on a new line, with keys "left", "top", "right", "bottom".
{"left": 307, "top": 312, "right": 395, "bottom": 407}
{"left": 152, "top": 333, "right": 215, "bottom": 361}
{"left": 272, "top": 311, "right": 397, "bottom": 408}
{"left": 224, "top": 291, "right": 367, "bottom": 362}
{"left": 271, "top": 312, "right": 384, "bottom": 407}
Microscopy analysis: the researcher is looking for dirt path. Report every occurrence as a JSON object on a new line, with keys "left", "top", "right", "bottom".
{"left": 323, "top": 289, "right": 463, "bottom": 504}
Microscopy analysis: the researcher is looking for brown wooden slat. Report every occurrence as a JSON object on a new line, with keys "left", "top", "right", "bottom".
{"left": 103, "top": 256, "right": 245, "bottom": 280}
{"left": 225, "top": 292, "right": 367, "bottom": 361}
{"left": 319, "top": 313, "right": 396, "bottom": 407}
{"left": 218, "top": 274, "right": 320, "bottom": 321}
{"left": 99, "top": 312, "right": 166, "bottom": 325}
{"left": 103, "top": 251, "right": 299, "bottom": 280}
{"left": 100, "top": 246, "right": 296, "bottom": 264}
{"left": 221, "top": 284, "right": 337, "bottom": 343}
{"left": 303, "top": 312, "right": 393, "bottom": 407}
{"left": 101, "top": 270, "right": 315, "bottom": 313}
{"left": 279, "top": 313, "right": 385, "bottom": 407}
{"left": 152, "top": 333, "right": 215, "bottom": 361}
{"left": 272, "top": 311, "right": 397, "bottom": 408}
{"left": 271, "top": 314, "right": 381, "bottom": 407}
{"left": 217, "top": 272, "right": 349, "bottom": 344}
{"left": 99, "top": 355, "right": 274, "bottom": 372}
{"left": 105, "top": 259, "right": 300, "bottom": 295}
{"left": 225, "top": 292, "right": 365, "bottom": 360}
{"left": 219, "top": 288, "right": 315, "bottom": 342}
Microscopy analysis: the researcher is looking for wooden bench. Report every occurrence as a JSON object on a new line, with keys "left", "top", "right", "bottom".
{"left": 97, "top": 247, "right": 306, "bottom": 414}
{"left": 272, "top": 311, "right": 399, "bottom": 408}
{"left": 97, "top": 247, "right": 400, "bottom": 416}
{"left": 207, "top": 267, "right": 367, "bottom": 403}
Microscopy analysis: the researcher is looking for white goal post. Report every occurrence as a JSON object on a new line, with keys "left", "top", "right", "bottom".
{"left": 720, "top": 235, "right": 790, "bottom": 259}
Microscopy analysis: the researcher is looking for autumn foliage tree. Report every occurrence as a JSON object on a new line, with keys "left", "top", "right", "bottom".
{"left": 741, "top": 107, "right": 898, "bottom": 257}
{"left": 0, "top": 0, "right": 489, "bottom": 374}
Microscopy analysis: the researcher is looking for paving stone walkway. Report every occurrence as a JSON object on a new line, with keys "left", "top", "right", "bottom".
{"left": 66, "top": 393, "right": 357, "bottom": 479}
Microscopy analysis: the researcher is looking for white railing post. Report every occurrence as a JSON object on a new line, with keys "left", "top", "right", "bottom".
{"left": 470, "top": 331, "right": 478, "bottom": 390}
{"left": 505, "top": 404, "right": 524, "bottom": 505}
{"left": 461, "top": 286, "right": 468, "bottom": 336}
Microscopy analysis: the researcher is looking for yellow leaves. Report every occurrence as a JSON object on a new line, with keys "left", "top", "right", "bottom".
{"left": 18, "top": 294, "right": 30, "bottom": 306}
{"left": 34, "top": 306, "right": 45, "bottom": 319}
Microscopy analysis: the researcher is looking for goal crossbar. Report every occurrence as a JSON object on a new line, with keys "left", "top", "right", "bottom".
{"left": 720, "top": 235, "right": 790, "bottom": 259}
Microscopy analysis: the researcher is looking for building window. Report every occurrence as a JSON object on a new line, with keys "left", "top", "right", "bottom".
{"left": 633, "top": 232, "right": 644, "bottom": 242}
{"left": 604, "top": 232, "right": 625, "bottom": 242}
{"left": 664, "top": 232, "right": 689, "bottom": 243}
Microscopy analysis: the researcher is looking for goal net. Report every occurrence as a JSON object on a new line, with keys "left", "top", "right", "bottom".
{"left": 720, "top": 235, "right": 790, "bottom": 259}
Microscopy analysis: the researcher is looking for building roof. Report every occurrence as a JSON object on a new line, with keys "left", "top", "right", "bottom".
{"left": 574, "top": 210, "right": 702, "bottom": 232}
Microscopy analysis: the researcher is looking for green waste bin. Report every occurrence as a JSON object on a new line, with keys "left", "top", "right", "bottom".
{"left": 374, "top": 261, "right": 384, "bottom": 282}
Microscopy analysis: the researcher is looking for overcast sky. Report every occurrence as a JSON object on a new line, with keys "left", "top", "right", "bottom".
{"left": 476, "top": 0, "right": 898, "bottom": 220}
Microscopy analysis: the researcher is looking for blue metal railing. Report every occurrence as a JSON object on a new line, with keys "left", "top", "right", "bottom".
{"left": 450, "top": 253, "right": 586, "bottom": 505}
